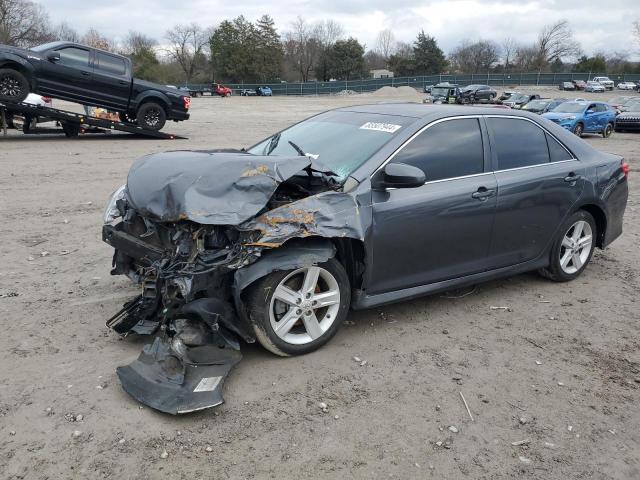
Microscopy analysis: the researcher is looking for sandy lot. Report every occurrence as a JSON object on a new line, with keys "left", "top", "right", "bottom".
{"left": 1, "top": 87, "right": 639, "bottom": 480}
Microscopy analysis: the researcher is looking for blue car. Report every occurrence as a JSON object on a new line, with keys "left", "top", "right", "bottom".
{"left": 256, "top": 86, "right": 273, "bottom": 96}
{"left": 542, "top": 101, "right": 616, "bottom": 138}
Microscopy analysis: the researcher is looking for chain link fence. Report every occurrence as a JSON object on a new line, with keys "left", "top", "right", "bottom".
{"left": 189, "top": 72, "right": 640, "bottom": 96}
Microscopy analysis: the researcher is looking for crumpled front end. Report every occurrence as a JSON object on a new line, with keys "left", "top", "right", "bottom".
{"left": 102, "top": 150, "right": 362, "bottom": 414}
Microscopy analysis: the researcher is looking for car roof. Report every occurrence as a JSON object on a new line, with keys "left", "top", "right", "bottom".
{"left": 335, "top": 103, "right": 555, "bottom": 120}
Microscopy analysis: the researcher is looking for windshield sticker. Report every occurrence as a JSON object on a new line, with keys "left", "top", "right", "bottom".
{"left": 360, "top": 122, "right": 402, "bottom": 133}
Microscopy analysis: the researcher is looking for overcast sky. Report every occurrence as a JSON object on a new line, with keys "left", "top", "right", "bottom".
{"left": 44, "top": 0, "right": 638, "bottom": 60}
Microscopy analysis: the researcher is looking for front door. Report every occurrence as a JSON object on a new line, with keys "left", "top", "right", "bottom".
{"left": 485, "top": 117, "right": 585, "bottom": 267}
{"left": 368, "top": 117, "right": 497, "bottom": 294}
{"left": 37, "top": 45, "right": 93, "bottom": 102}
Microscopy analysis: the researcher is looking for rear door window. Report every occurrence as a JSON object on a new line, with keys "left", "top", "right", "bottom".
{"left": 56, "top": 47, "right": 90, "bottom": 69}
{"left": 391, "top": 118, "right": 484, "bottom": 182}
{"left": 96, "top": 52, "right": 127, "bottom": 76}
{"left": 487, "top": 118, "right": 550, "bottom": 170}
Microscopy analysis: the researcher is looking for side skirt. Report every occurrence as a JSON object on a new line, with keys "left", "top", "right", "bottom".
{"left": 351, "top": 257, "right": 549, "bottom": 310}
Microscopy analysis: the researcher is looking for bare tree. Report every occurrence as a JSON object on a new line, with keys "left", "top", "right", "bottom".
{"left": 122, "top": 31, "right": 157, "bottom": 56}
{"left": 283, "top": 17, "right": 321, "bottom": 82}
{"left": 314, "top": 19, "right": 343, "bottom": 48}
{"left": 501, "top": 37, "right": 517, "bottom": 71}
{"left": 533, "top": 20, "right": 581, "bottom": 70}
{"left": 52, "top": 22, "right": 80, "bottom": 42}
{"left": 0, "top": 0, "right": 51, "bottom": 46}
{"left": 449, "top": 39, "right": 500, "bottom": 73}
{"left": 634, "top": 20, "right": 640, "bottom": 50}
{"left": 165, "top": 23, "right": 209, "bottom": 83}
{"left": 82, "top": 28, "right": 116, "bottom": 51}
{"left": 375, "top": 29, "right": 396, "bottom": 58}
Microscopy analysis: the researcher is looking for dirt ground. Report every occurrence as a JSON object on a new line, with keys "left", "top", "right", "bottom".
{"left": 1, "top": 87, "right": 639, "bottom": 480}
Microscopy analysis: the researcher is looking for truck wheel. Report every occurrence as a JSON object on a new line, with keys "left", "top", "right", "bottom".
{"left": 137, "top": 102, "right": 166, "bottom": 131}
{"left": 602, "top": 122, "right": 613, "bottom": 138}
{"left": 225, "top": 92, "right": 231, "bottom": 97}
{"left": 0, "top": 68, "right": 30, "bottom": 103}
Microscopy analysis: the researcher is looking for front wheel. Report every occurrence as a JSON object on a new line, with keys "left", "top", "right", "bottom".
{"left": 538, "top": 210, "right": 596, "bottom": 282}
{"left": 0, "top": 68, "right": 30, "bottom": 103}
{"left": 602, "top": 122, "right": 613, "bottom": 138}
{"left": 136, "top": 102, "right": 166, "bottom": 131}
{"left": 245, "top": 259, "right": 351, "bottom": 356}
{"left": 573, "top": 123, "right": 584, "bottom": 137}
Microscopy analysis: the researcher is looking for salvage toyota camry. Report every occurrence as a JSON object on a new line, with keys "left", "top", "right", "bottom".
{"left": 102, "top": 104, "right": 628, "bottom": 413}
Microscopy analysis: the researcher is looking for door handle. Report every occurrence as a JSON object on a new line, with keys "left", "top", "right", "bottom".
{"left": 119, "top": 80, "right": 128, "bottom": 86}
{"left": 80, "top": 71, "right": 90, "bottom": 77}
{"left": 471, "top": 187, "right": 495, "bottom": 200}
{"left": 564, "top": 173, "right": 581, "bottom": 183}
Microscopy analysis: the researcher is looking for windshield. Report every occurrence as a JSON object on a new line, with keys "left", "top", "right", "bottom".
{"left": 247, "top": 111, "right": 413, "bottom": 180}
{"left": 553, "top": 103, "right": 587, "bottom": 113}
{"left": 30, "top": 42, "right": 64, "bottom": 52}
{"left": 431, "top": 87, "right": 450, "bottom": 96}
{"left": 523, "top": 100, "right": 549, "bottom": 110}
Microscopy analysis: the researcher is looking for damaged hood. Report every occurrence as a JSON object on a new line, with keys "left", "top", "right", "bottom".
{"left": 126, "top": 151, "right": 312, "bottom": 225}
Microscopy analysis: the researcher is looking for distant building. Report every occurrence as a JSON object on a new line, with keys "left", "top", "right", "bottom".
{"left": 370, "top": 69, "right": 394, "bottom": 79}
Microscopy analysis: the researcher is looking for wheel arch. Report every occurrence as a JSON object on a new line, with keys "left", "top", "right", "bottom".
{"left": 577, "top": 203, "right": 607, "bottom": 248}
{"left": 0, "top": 59, "right": 34, "bottom": 88}
{"left": 131, "top": 91, "right": 171, "bottom": 113}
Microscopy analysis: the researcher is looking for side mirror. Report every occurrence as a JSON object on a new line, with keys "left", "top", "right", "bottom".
{"left": 373, "top": 163, "right": 426, "bottom": 190}
{"left": 586, "top": 109, "right": 595, "bottom": 115}
{"left": 46, "top": 52, "right": 60, "bottom": 63}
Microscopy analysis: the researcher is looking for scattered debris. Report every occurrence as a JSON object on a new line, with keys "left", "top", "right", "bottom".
{"left": 523, "top": 337, "right": 545, "bottom": 350}
{"left": 119, "top": 438, "right": 126, "bottom": 444}
{"left": 490, "top": 306, "right": 510, "bottom": 311}
{"left": 535, "top": 360, "right": 542, "bottom": 365}
{"left": 448, "top": 426, "right": 458, "bottom": 433}
{"left": 519, "top": 416, "right": 528, "bottom": 425}
{"left": 567, "top": 425, "right": 573, "bottom": 432}
{"left": 40, "top": 251, "right": 50, "bottom": 257}
{"left": 519, "top": 456, "right": 532, "bottom": 465}
{"left": 45, "top": 407, "right": 53, "bottom": 416}
{"left": 442, "top": 329, "right": 449, "bottom": 335}
{"left": 9, "top": 430, "right": 16, "bottom": 436}
{"left": 205, "top": 446, "right": 213, "bottom": 452}
{"left": 160, "top": 450, "right": 168, "bottom": 459}
{"left": 511, "top": 439, "right": 530, "bottom": 446}
{"left": 353, "top": 356, "right": 361, "bottom": 362}
{"left": 557, "top": 382, "right": 565, "bottom": 386}
{"left": 59, "top": 250, "right": 70, "bottom": 255}
{"left": 72, "top": 430, "right": 82, "bottom": 439}
{"left": 360, "top": 360, "right": 367, "bottom": 367}
{"left": 608, "top": 429, "right": 616, "bottom": 435}
{"left": 318, "top": 402, "right": 328, "bottom": 413}
{"left": 435, "top": 405, "right": 441, "bottom": 412}
{"left": 334, "top": 415, "right": 339, "bottom": 420}
{"left": 544, "top": 442, "right": 556, "bottom": 449}
{"left": 460, "top": 391, "right": 474, "bottom": 422}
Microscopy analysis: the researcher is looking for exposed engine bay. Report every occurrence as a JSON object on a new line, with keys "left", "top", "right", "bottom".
{"left": 102, "top": 150, "right": 365, "bottom": 414}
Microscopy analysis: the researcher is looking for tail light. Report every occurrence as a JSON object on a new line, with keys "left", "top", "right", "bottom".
{"left": 622, "top": 160, "right": 629, "bottom": 178}
{"left": 183, "top": 96, "right": 191, "bottom": 109}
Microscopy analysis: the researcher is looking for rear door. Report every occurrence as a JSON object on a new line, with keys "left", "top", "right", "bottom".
{"left": 368, "top": 117, "right": 497, "bottom": 294}
{"left": 486, "top": 117, "right": 585, "bottom": 268}
{"left": 36, "top": 45, "right": 93, "bottom": 101}
{"left": 89, "top": 51, "right": 131, "bottom": 110}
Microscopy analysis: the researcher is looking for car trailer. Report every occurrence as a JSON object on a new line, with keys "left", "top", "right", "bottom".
{"left": 0, "top": 100, "right": 187, "bottom": 139}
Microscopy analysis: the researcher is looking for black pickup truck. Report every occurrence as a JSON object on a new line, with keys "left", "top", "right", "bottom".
{"left": 0, "top": 41, "right": 190, "bottom": 131}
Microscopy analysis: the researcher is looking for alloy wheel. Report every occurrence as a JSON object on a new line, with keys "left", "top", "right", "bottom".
{"left": 269, "top": 266, "right": 341, "bottom": 345}
{"left": 559, "top": 220, "right": 593, "bottom": 274}
{"left": 574, "top": 124, "right": 583, "bottom": 137}
{"left": 0, "top": 75, "right": 23, "bottom": 97}
{"left": 144, "top": 108, "right": 161, "bottom": 127}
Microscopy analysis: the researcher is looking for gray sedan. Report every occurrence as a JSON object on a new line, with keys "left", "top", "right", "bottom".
{"left": 102, "top": 104, "right": 629, "bottom": 413}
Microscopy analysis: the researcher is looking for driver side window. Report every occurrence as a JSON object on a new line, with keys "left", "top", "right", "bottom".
{"left": 56, "top": 47, "right": 90, "bottom": 69}
{"left": 391, "top": 118, "right": 484, "bottom": 182}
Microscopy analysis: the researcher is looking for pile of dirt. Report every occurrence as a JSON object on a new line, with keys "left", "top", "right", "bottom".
{"left": 370, "top": 85, "right": 422, "bottom": 99}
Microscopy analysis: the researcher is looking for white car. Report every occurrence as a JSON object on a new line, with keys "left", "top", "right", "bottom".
{"left": 592, "top": 76, "right": 614, "bottom": 90}
{"left": 585, "top": 81, "right": 606, "bottom": 93}
{"left": 617, "top": 82, "right": 637, "bottom": 91}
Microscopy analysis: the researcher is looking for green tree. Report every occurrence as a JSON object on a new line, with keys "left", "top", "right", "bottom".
{"left": 122, "top": 31, "right": 160, "bottom": 81}
{"left": 413, "top": 30, "right": 447, "bottom": 74}
{"left": 255, "top": 15, "right": 283, "bottom": 82}
{"left": 327, "top": 37, "right": 365, "bottom": 80}
{"left": 574, "top": 54, "right": 606, "bottom": 73}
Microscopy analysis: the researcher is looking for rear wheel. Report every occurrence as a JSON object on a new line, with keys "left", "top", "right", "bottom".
{"left": 538, "top": 210, "right": 596, "bottom": 282}
{"left": 136, "top": 102, "right": 166, "bottom": 131}
{"left": 602, "top": 122, "right": 613, "bottom": 138}
{"left": 245, "top": 259, "right": 350, "bottom": 356}
{"left": 0, "top": 68, "right": 30, "bottom": 103}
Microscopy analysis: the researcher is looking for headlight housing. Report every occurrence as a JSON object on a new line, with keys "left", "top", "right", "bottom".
{"left": 103, "top": 184, "right": 127, "bottom": 223}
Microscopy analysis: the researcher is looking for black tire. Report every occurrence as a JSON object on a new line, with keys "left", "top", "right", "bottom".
{"left": 0, "top": 68, "right": 30, "bottom": 103}
{"left": 136, "top": 102, "right": 166, "bottom": 131}
{"left": 538, "top": 210, "right": 597, "bottom": 282}
{"left": 602, "top": 122, "right": 613, "bottom": 138}
{"left": 244, "top": 258, "right": 351, "bottom": 357}
{"left": 573, "top": 123, "right": 584, "bottom": 137}
{"left": 225, "top": 92, "right": 231, "bottom": 97}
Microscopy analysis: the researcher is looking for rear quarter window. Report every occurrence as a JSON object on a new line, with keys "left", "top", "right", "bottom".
{"left": 96, "top": 52, "right": 127, "bottom": 76}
